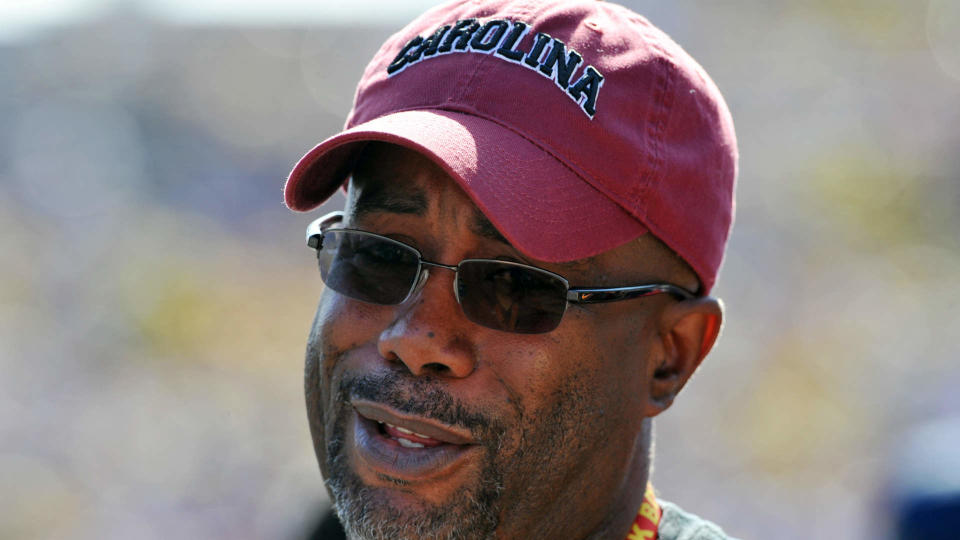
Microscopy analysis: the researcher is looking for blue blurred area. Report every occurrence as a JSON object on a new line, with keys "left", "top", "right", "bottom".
{"left": 886, "top": 417, "right": 960, "bottom": 540}
{"left": 897, "top": 495, "right": 960, "bottom": 540}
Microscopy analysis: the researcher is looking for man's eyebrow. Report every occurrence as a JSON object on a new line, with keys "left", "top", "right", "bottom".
{"left": 353, "top": 181, "right": 511, "bottom": 245}
{"left": 353, "top": 184, "right": 428, "bottom": 219}
{"left": 470, "top": 213, "right": 511, "bottom": 245}
{"left": 469, "top": 212, "right": 588, "bottom": 273}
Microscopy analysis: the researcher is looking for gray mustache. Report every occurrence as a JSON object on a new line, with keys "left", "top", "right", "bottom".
{"left": 339, "top": 373, "right": 499, "bottom": 440}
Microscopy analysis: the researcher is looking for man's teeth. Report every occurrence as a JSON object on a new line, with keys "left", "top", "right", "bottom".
{"left": 384, "top": 422, "right": 433, "bottom": 440}
{"left": 397, "top": 438, "right": 425, "bottom": 448}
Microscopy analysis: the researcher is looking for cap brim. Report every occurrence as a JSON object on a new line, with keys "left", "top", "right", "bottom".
{"left": 285, "top": 109, "right": 647, "bottom": 264}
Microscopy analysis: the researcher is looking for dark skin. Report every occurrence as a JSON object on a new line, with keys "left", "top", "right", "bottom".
{"left": 305, "top": 143, "right": 723, "bottom": 539}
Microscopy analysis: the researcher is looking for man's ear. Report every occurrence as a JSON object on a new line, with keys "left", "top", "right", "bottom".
{"left": 644, "top": 297, "right": 723, "bottom": 417}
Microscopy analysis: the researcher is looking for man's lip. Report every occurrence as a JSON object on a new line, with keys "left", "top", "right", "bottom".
{"left": 352, "top": 400, "right": 476, "bottom": 445}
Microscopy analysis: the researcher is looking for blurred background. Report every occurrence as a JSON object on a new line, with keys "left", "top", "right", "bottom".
{"left": 2, "top": 0, "right": 958, "bottom": 538}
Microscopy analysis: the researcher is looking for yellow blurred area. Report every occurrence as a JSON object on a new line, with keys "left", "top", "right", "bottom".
{"left": 736, "top": 336, "right": 872, "bottom": 477}
{"left": 808, "top": 147, "right": 949, "bottom": 248}
{"left": 114, "top": 211, "right": 318, "bottom": 369}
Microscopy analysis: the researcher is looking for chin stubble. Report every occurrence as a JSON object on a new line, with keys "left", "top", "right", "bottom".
{"left": 324, "top": 374, "right": 505, "bottom": 540}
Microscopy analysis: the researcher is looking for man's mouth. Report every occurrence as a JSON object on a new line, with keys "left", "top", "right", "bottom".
{"left": 349, "top": 400, "right": 480, "bottom": 480}
{"left": 380, "top": 421, "right": 445, "bottom": 448}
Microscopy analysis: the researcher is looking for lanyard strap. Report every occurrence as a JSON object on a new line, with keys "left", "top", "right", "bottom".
{"left": 625, "top": 483, "right": 661, "bottom": 540}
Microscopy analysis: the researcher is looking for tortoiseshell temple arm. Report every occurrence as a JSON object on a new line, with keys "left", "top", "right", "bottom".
{"left": 567, "top": 284, "right": 695, "bottom": 304}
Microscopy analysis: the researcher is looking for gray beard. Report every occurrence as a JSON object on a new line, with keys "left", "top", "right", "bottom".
{"left": 325, "top": 375, "right": 505, "bottom": 540}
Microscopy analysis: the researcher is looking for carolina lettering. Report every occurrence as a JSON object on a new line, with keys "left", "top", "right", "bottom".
{"left": 438, "top": 18, "right": 479, "bottom": 52}
{"left": 494, "top": 21, "right": 528, "bottom": 61}
{"left": 386, "top": 36, "right": 424, "bottom": 74}
{"left": 470, "top": 20, "right": 509, "bottom": 51}
{"left": 386, "top": 18, "right": 604, "bottom": 118}
{"left": 539, "top": 38, "right": 583, "bottom": 88}
{"left": 419, "top": 25, "right": 451, "bottom": 58}
{"left": 567, "top": 65, "right": 604, "bottom": 117}
{"left": 523, "top": 32, "right": 552, "bottom": 68}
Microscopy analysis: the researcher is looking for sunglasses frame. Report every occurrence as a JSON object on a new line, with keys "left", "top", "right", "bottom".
{"left": 306, "top": 211, "right": 696, "bottom": 331}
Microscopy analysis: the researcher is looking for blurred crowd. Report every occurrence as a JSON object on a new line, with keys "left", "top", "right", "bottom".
{"left": 1, "top": 1, "right": 958, "bottom": 538}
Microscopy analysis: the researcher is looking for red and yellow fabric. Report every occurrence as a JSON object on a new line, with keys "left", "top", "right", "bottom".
{"left": 625, "top": 483, "right": 661, "bottom": 540}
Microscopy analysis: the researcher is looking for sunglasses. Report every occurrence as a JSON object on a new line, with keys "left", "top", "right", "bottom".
{"left": 306, "top": 211, "right": 695, "bottom": 334}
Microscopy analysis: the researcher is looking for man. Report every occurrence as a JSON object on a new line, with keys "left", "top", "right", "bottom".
{"left": 286, "top": 0, "right": 738, "bottom": 538}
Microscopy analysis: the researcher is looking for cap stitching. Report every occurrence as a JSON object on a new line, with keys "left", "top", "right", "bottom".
{"left": 459, "top": 0, "right": 536, "bottom": 102}
{"left": 633, "top": 29, "right": 677, "bottom": 215}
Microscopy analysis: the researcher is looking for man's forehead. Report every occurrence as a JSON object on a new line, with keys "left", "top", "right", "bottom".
{"left": 345, "top": 142, "right": 616, "bottom": 280}
{"left": 347, "top": 146, "right": 511, "bottom": 247}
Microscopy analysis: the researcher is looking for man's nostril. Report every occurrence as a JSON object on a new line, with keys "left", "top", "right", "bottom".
{"left": 384, "top": 352, "right": 405, "bottom": 369}
{"left": 423, "top": 362, "right": 451, "bottom": 375}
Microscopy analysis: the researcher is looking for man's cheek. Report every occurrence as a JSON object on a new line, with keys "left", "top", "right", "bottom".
{"left": 304, "top": 348, "right": 327, "bottom": 473}
{"left": 317, "top": 290, "right": 392, "bottom": 353}
{"left": 309, "top": 293, "right": 383, "bottom": 477}
{"left": 306, "top": 295, "right": 351, "bottom": 479}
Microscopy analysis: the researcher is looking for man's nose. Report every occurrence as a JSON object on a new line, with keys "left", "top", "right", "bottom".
{"left": 377, "top": 267, "right": 477, "bottom": 378}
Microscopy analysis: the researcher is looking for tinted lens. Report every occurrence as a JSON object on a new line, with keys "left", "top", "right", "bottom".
{"left": 457, "top": 260, "right": 569, "bottom": 333}
{"left": 318, "top": 230, "right": 420, "bottom": 305}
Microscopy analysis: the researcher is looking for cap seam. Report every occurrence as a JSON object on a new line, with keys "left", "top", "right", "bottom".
{"left": 459, "top": 0, "right": 536, "bottom": 104}
{"left": 635, "top": 41, "right": 677, "bottom": 223}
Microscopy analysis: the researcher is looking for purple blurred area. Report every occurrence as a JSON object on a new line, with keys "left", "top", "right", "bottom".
{"left": 1, "top": 1, "right": 959, "bottom": 538}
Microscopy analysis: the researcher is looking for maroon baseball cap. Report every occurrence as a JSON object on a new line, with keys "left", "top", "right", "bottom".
{"left": 285, "top": 0, "right": 737, "bottom": 293}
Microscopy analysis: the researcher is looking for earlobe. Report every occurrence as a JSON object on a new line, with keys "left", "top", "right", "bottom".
{"left": 644, "top": 297, "right": 723, "bottom": 417}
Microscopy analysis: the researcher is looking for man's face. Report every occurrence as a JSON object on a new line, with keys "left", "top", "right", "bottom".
{"left": 305, "top": 144, "right": 684, "bottom": 539}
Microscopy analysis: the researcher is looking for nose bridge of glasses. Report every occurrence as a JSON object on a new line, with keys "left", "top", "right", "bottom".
{"left": 414, "top": 260, "right": 461, "bottom": 302}
{"left": 419, "top": 260, "right": 459, "bottom": 272}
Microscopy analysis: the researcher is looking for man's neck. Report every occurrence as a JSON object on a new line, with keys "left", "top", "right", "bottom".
{"left": 582, "top": 422, "right": 654, "bottom": 540}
